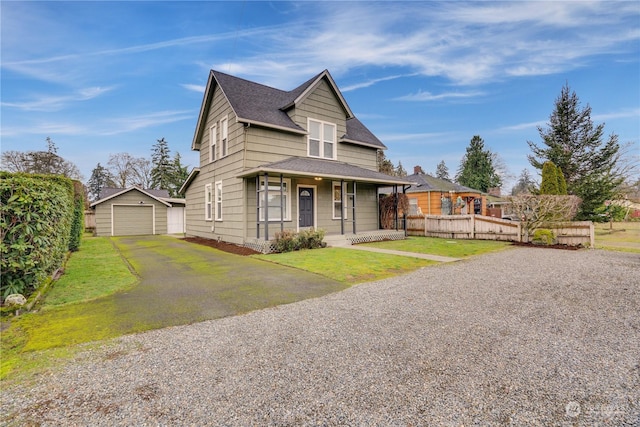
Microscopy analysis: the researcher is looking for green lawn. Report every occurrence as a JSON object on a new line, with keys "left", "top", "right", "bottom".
{"left": 44, "top": 236, "right": 138, "bottom": 306}
{"left": 361, "top": 236, "right": 512, "bottom": 258}
{"left": 594, "top": 221, "right": 640, "bottom": 253}
{"left": 254, "top": 247, "right": 435, "bottom": 284}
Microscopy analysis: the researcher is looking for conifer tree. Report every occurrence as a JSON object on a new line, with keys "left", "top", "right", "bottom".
{"left": 456, "top": 135, "right": 501, "bottom": 192}
{"left": 540, "top": 161, "right": 560, "bottom": 195}
{"left": 435, "top": 160, "right": 450, "bottom": 181}
{"left": 528, "top": 83, "right": 622, "bottom": 219}
{"left": 150, "top": 137, "right": 172, "bottom": 190}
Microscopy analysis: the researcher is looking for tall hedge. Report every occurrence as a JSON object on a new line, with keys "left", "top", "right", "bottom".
{"left": 68, "top": 180, "right": 85, "bottom": 252}
{"left": 0, "top": 172, "right": 75, "bottom": 298}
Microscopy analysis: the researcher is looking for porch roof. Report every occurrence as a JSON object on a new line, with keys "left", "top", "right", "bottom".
{"left": 237, "top": 156, "right": 414, "bottom": 186}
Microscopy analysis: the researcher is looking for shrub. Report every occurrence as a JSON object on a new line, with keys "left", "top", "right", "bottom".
{"left": 68, "top": 181, "right": 85, "bottom": 252}
{"left": 273, "top": 228, "right": 326, "bottom": 253}
{"left": 1, "top": 172, "right": 75, "bottom": 298}
{"left": 531, "top": 228, "right": 556, "bottom": 245}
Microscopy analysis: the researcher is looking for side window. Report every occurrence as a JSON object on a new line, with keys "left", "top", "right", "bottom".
{"left": 332, "top": 181, "right": 347, "bottom": 219}
{"left": 215, "top": 181, "right": 223, "bottom": 221}
{"left": 209, "top": 124, "right": 217, "bottom": 163}
{"left": 205, "top": 183, "right": 213, "bottom": 221}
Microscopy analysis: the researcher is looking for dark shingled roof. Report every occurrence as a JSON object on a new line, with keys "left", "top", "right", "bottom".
{"left": 238, "top": 156, "right": 413, "bottom": 186}
{"left": 210, "top": 70, "right": 386, "bottom": 149}
{"left": 98, "top": 187, "right": 170, "bottom": 200}
{"left": 404, "top": 173, "right": 481, "bottom": 193}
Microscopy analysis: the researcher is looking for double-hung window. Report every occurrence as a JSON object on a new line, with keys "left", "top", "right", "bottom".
{"left": 332, "top": 181, "right": 347, "bottom": 219}
{"left": 209, "top": 124, "right": 217, "bottom": 163}
{"left": 205, "top": 183, "right": 213, "bottom": 221}
{"left": 258, "top": 178, "right": 291, "bottom": 221}
{"left": 220, "top": 117, "right": 228, "bottom": 157}
{"left": 308, "top": 119, "right": 336, "bottom": 160}
{"left": 215, "top": 181, "right": 223, "bottom": 221}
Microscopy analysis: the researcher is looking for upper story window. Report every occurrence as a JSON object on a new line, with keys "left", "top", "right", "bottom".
{"left": 308, "top": 119, "right": 336, "bottom": 160}
{"left": 220, "top": 117, "right": 228, "bottom": 157}
{"left": 209, "top": 124, "right": 217, "bottom": 163}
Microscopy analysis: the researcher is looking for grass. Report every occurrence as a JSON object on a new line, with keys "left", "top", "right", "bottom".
{"left": 594, "top": 221, "right": 640, "bottom": 253}
{"left": 44, "top": 236, "right": 138, "bottom": 306}
{"left": 1, "top": 235, "right": 137, "bottom": 382}
{"left": 361, "top": 236, "right": 512, "bottom": 258}
{"left": 254, "top": 247, "right": 435, "bottom": 284}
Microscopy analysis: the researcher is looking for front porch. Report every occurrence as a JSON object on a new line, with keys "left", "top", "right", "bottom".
{"left": 244, "top": 229, "right": 406, "bottom": 254}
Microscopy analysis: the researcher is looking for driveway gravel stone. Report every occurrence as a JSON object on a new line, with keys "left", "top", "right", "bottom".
{"left": 2, "top": 247, "right": 639, "bottom": 426}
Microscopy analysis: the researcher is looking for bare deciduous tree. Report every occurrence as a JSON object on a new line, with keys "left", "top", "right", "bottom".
{"left": 508, "top": 194, "right": 581, "bottom": 241}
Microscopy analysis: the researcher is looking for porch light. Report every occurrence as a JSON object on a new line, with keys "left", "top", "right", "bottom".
{"left": 314, "top": 177, "right": 323, "bottom": 181}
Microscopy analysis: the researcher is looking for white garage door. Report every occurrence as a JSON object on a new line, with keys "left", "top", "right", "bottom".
{"left": 113, "top": 205, "right": 154, "bottom": 236}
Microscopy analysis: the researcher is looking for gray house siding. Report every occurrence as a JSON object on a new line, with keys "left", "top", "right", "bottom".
{"left": 183, "top": 69, "right": 409, "bottom": 247}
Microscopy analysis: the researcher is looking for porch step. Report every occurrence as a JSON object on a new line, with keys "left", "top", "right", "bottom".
{"left": 323, "top": 235, "right": 352, "bottom": 247}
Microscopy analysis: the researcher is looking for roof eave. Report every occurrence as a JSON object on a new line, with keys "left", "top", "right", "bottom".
{"left": 339, "top": 137, "right": 387, "bottom": 150}
{"left": 90, "top": 187, "right": 172, "bottom": 208}
{"left": 238, "top": 118, "right": 307, "bottom": 135}
{"left": 237, "top": 166, "right": 413, "bottom": 186}
{"left": 179, "top": 167, "right": 201, "bottom": 194}
{"left": 291, "top": 70, "right": 354, "bottom": 119}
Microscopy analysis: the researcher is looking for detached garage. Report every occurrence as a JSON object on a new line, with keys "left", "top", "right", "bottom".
{"left": 91, "top": 187, "right": 185, "bottom": 236}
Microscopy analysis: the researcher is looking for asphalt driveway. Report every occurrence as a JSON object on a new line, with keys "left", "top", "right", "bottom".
{"left": 107, "top": 235, "right": 347, "bottom": 330}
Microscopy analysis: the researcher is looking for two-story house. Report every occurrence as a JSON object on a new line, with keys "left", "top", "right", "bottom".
{"left": 180, "top": 69, "right": 412, "bottom": 252}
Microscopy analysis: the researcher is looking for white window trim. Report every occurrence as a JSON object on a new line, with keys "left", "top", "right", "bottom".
{"left": 307, "top": 118, "right": 336, "bottom": 160}
{"left": 205, "top": 183, "right": 213, "bottom": 221}
{"left": 215, "top": 181, "right": 223, "bottom": 221}
{"left": 220, "top": 116, "right": 228, "bottom": 158}
{"left": 209, "top": 124, "right": 217, "bottom": 163}
{"left": 332, "top": 181, "right": 347, "bottom": 220}
{"left": 259, "top": 178, "right": 291, "bottom": 222}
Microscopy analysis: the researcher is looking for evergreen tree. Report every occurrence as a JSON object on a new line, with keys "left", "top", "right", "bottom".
{"left": 377, "top": 150, "right": 395, "bottom": 176}
{"left": 396, "top": 161, "right": 407, "bottom": 177}
{"left": 435, "top": 160, "right": 450, "bottom": 181}
{"left": 511, "top": 169, "right": 536, "bottom": 195}
{"left": 150, "top": 137, "right": 172, "bottom": 190}
{"left": 455, "top": 135, "right": 502, "bottom": 192}
{"left": 528, "top": 83, "right": 622, "bottom": 219}
{"left": 540, "top": 161, "right": 560, "bottom": 195}
{"left": 87, "top": 163, "right": 114, "bottom": 201}
{"left": 169, "top": 152, "right": 190, "bottom": 197}
{"left": 557, "top": 167, "right": 568, "bottom": 195}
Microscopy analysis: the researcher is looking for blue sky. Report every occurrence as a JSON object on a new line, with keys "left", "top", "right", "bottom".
{"left": 2, "top": 1, "right": 639, "bottom": 191}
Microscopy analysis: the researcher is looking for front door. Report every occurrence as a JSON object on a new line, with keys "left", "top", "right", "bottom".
{"left": 299, "top": 187, "right": 314, "bottom": 228}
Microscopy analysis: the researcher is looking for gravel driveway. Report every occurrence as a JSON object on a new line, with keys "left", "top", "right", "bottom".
{"left": 2, "top": 247, "right": 639, "bottom": 426}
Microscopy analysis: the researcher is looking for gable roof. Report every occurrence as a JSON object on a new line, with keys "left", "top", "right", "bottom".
{"left": 404, "top": 173, "right": 482, "bottom": 194}
{"left": 237, "top": 156, "right": 413, "bottom": 186}
{"left": 90, "top": 186, "right": 173, "bottom": 208}
{"left": 191, "top": 70, "right": 385, "bottom": 151}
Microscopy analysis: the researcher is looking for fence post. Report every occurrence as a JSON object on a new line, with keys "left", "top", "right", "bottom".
{"left": 589, "top": 222, "right": 595, "bottom": 249}
{"left": 424, "top": 215, "right": 427, "bottom": 237}
{"left": 470, "top": 214, "right": 475, "bottom": 239}
{"left": 517, "top": 222, "right": 522, "bottom": 242}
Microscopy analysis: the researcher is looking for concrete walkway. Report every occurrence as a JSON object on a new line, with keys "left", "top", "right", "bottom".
{"left": 344, "top": 245, "right": 461, "bottom": 262}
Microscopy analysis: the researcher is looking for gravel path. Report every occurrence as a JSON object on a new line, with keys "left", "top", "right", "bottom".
{"left": 2, "top": 247, "right": 639, "bottom": 426}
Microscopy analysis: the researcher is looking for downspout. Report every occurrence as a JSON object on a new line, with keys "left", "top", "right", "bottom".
{"left": 264, "top": 172, "right": 269, "bottom": 241}
{"left": 280, "top": 174, "right": 284, "bottom": 233}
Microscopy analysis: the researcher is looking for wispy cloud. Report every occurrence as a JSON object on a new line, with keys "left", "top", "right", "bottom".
{"left": 341, "top": 74, "right": 415, "bottom": 92}
{"left": 100, "top": 110, "right": 194, "bottom": 135}
{"left": 498, "top": 120, "right": 547, "bottom": 132}
{"left": 1, "top": 86, "right": 115, "bottom": 111}
{"left": 181, "top": 83, "right": 206, "bottom": 94}
{"left": 593, "top": 108, "right": 640, "bottom": 122}
{"left": 395, "top": 90, "right": 484, "bottom": 102}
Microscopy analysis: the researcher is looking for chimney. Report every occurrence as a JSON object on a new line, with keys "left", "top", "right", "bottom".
{"left": 414, "top": 165, "right": 424, "bottom": 175}
{"left": 488, "top": 187, "right": 501, "bottom": 197}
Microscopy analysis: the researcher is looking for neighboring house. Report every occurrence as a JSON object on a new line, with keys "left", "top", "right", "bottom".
{"left": 180, "top": 69, "right": 412, "bottom": 250}
{"left": 90, "top": 187, "right": 185, "bottom": 236}
{"left": 394, "top": 166, "right": 488, "bottom": 216}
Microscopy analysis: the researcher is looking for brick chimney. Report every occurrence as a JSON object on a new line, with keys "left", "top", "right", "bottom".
{"left": 414, "top": 165, "right": 424, "bottom": 175}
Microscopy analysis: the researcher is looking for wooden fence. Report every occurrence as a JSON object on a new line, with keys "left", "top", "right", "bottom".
{"left": 84, "top": 210, "right": 96, "bottom": 232}
{"left": 405, "top": 214, "right": 594, "bottom": 247}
